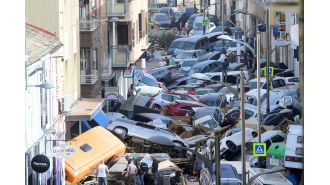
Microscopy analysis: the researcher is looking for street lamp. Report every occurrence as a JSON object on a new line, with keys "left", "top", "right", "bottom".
{"left": 26, "top": 82, "right": 55, "bottom": 89}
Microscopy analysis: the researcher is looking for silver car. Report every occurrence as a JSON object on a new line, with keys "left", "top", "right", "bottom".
{"left": 106, "top": 118, "right": 189, "bottom": 148}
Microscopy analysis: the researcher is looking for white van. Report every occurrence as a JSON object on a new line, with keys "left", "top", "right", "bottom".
{"left": 284, "top": 124, "right": 303, "bottom": 169}
{"left": 247, "top": 167, "right": 293, "bottom": 185}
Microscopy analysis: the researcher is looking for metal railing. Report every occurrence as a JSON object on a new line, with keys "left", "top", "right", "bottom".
{"left": 107, "top": 0, "right": 129, "bottom": 17}
{"left": 110, "top": 45, "right": 130, "bottom": 68}
{"left": 79, "top": 19, "right": 98, "bottom": 31}
{"left": 81, "top": 70, "right": 98, "bottom": 84}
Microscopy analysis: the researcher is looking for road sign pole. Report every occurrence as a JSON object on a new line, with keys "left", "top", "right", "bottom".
{"left": 203, "top": 0, "right": 206, "bottom": 35}
{"left": 215, "top": 135, "right": 220, "bottom": 185}
{"left": 240, "top": 69, "right": 246, "bottom": 185}
{"left": 256, "top": 33, "right": 262, "bottom": 168}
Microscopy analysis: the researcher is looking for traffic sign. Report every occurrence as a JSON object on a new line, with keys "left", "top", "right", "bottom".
{"left": 253, "top": 143, "right": 267, "bottom": 156}
{"left": 202, "top": 18, "right": 208, "bottom": 26}
{"left": 263, "top": 67, "right": 274, "bottom": 77}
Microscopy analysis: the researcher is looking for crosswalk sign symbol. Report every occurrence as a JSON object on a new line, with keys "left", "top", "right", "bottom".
{"left": 253, "top": 143, "right": 267, "bottom": 156}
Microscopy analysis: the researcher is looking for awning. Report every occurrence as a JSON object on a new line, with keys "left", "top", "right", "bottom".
{"left": 91, "top": 110, "right": 109, "bottom": 128}
{"left": 65, "top": 98, "right": 106, "bottom": 121}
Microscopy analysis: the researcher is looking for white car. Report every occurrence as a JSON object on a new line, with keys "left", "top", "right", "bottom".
{"left": 189, "top": 16, "right": 216, "bottom": 35}
{"left": 220, "top": 127, "right": 258, "bottom": 159}
{"left": 283, "top": 77, "right": 300, "bottom": 89}
{"left": 244, "top": 77, "right": 288, "bottom": 92}
{"left": 150, "top": 93, "right": 181, "bottom": 110}
{"left": 135, "top": 86, "right": 163, "bottom": 96}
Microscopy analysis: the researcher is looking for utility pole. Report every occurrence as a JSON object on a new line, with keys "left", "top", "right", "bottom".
{"left": 243, "top": 0, "right": 248, "bottom": 64}
{"left": 256, "top": 32, "right": 262, "bottom": 168}
{"left": 266, "top": 8, "right": 270, "bottom": 113}
{"left": 221, "top": 0, "right": 224, "bottom": 33}
{"left": 240, "top": 69, "right": 246, "bottom": 185}
{"left": 215, "top": 134, "right": 221, "bottom": 185}
{"left": 203, "top": 0, "right": 206, "bottom": 35}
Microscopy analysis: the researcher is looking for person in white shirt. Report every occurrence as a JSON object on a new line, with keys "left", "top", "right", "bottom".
{"left": 96, "top": 160, "right": 109, "bottom": 185}
{"left": 159, "top": 59, "right": 166, "bottom": 67}
{"left": 205, "top": 142, "right": 214, "bottom": 161}
{"left": 127, "top": 161, "right": 138, "bottom": 185}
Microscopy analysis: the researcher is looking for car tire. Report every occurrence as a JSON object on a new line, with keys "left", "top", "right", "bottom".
{"left": 152, "top": 104, "right": 161, "bottom": 111}
{"left": 113, "top": 127, "right": 127, "bottom": 139}
{"left": 226, "top": 140, "right": 237, "bottom": 151}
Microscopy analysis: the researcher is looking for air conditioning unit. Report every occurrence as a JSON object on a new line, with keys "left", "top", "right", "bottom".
{"left": 61, "top": 97, "right": 70, "bottom": 112}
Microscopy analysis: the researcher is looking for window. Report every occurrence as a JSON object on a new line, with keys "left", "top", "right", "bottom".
{"left": 288, "top": 77, "right": 299, "bottom": 82}
{"left": 180, "top": 106, "right": 194, "bottom": 111}
{"left": 296, "top": 148, "right": 303, "bottom": 155}
{"left": 265, "top": 140, "right": 272, "bottom": 149}
{"left": 117, "top": 0, "right": 125, "bottom": 3}
{"left": 180, "top": 95, "right": 194, "bottom": 101}
{"left": 245, "top": 110, "right": 254, "bottom": 119}
{"left": 211, "top": 75, "right": 221, "bottom": 82}
{"left": 117, "top": 24, "right": 129, "bottom": 45}
{"left": 161, "top": 94, "right": 172, "bottom": 102}
{"left": 271, "top": 135, "right": 285, "bottom": 143}
{"left": 141, "top": 76, "right": 158, "bottom": 86}
{"left": 272, "top": 79, "right": 286, "bottom": 88}
{"left": 297, "top": 136, "right": 303, "bottom": 143}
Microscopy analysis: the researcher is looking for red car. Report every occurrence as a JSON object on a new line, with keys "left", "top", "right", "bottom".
{"left": 163, "top": 100, "right": 206, "bottom": 116}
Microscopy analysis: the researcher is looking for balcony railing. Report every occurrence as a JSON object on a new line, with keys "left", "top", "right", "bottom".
{"left": 81, "top": 70, "right": 98, "bottom": 84}
{"left": 79, "top": 19, "right": 98, "bottom": 31}
{"left": 110, "top": 45, "right": 130, "bottom": 68}
{"left": 107, "top": 0, "right": 129, "bottom": 17}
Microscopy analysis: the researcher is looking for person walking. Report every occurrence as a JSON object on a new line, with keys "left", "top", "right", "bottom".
{"left": 222, "top": 58, "right": 229, "bottom": 83}
{"left": 151, "top": 156, "right": 159, "bottom": 185}
{"left": 96, "top": 160, "right": 109, "bottom": 185}
{"left": 205, "top": 141, "right": 214, "bottom": 161}
{"left": 194, "top": 152, "right": 205, "bottom": 180}
{"left": 169, "top": 55, "right": 176, "bottom": 66}
{"left": 137, "top": 161, "right": 145, "bottom": 185}
{"left": 159, "top": 58, "right": 166, "bottom": 67}
{"left": 164, "top": 56, "right": 170, "bottom": 66}
{"left": 127, "top": 160, "right": 138, "bottom": 185}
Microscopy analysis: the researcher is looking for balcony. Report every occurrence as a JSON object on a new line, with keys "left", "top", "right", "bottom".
{"left": 79, "top": 19, "right": 98, "bottom": 31}
{"left": 107, "top": 0, "right": 129, "bottom": 18}
{"left": 110, "top": 45, "right": 130, "bottom": 68}
{"left": 81, "top": 70, "right": 98, "bottom": 84}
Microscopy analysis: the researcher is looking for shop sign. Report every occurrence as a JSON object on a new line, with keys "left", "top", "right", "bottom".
{"left": 51, "top": 144, "right": 76, "bottom": 158}
{"left": 31, "top": 154, "right": 50, "bottom": 173}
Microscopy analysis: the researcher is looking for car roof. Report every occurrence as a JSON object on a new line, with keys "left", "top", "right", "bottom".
{"left": 245, "top": 89, "right": 267, "bottom": 97}
{"left": 175, "top": 100, "right": 205, "bottom": 106}
{"left": 154, "top": 12, "right": 168, "bottom": 16}
{"left": 221, "top": 164, "right": 238, "bottom": 178}
{"left": 174, "top": 35, "right": 208, "bottom": 42}
{"left": 192, "top": 60, "right": 219, "bottom": 68}
{"left": 199, "top": 93, "right": 226, "bottom": 99}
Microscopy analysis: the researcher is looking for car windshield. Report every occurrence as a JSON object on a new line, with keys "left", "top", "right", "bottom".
{"left": 141, "top": 76, "right": 158, "bottom": 86}
{"left": 176, "top": 52, "right": 194, "bottom": 59}
{"left": 218, "top": 87, "right": 231, "bottom": 94}
{"left": 188, "top": 67, "right": 201, "bottom": 76}
{"left": 170, "top": 41, "right": 195, "bottom": 50}
{"left": 156, "top": 14, "right": 169, "bottom": 21}
{"left": 188, "top": 15, "right": 198, "bottom": 23}
{"left": 200, "top": 97, "right": 218, "bottom": 106}
{"left": 245, "top": 81, "right": 264, "bottom": 90}
{"left": 195, "top": 23, "right": 203, "bottom": 30}
{"left": 182, "top": 60, "right": 197, "bottom": 67}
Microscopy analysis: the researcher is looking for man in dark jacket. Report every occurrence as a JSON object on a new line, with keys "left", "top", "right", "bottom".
{"left": 151, "top": 156, "right": 159, "bottom": 185}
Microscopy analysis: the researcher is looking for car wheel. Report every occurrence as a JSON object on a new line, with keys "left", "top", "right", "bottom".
{"left": 113, "top": 127, "right": 127, "bottom": 139}
{"left": 226, "top": 140, "right": 237, "bottom": 151}
{"left": 152, "top": 104, "right": 161, "bottom": 111}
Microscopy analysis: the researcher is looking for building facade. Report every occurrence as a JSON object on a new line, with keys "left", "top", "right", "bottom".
{"left": 25, "top": 0, "right": 80, "bottom": 184}
{"left": 80, "top": 0, "right": 109, "bottom": 98}
{"left": 107, "top": 0, "right": 150, "bottom": 98}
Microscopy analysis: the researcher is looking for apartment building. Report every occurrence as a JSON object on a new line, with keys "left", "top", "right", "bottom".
{"left": 80, "top": 0, "right": 109, "bottom": 98}
{"left": 107, "top": 0, "right": 150, "bottom": 98}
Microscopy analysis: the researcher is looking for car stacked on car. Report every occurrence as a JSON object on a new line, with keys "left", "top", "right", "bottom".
{"left": 101, "top": 5, "right": 303, "bottom": 185}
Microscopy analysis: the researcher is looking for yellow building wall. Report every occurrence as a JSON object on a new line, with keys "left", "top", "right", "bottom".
{"left": 25, "top": 0, "right": 59, "bottom": 36}
{"left": 59, "top": 0, "right": 81, "bottom": 106}
{"left": 26, "top": 0, "right": 80, "bottom": 107}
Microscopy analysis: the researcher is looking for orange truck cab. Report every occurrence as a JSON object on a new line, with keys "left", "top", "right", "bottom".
{"left": 65, "top": 126, "right": 126, "bottom": 183}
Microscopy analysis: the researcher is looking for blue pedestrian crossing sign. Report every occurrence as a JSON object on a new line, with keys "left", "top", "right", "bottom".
{"left": 263, "top": 67, "right": 274, "bottom": 77}
{"left": 253, "top": 143, "right": 267, "bottom": 156}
